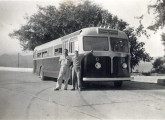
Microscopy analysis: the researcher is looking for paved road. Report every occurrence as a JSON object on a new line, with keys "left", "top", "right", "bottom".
{"left": 0, "top": 71, "right": 165, "bottom": 120}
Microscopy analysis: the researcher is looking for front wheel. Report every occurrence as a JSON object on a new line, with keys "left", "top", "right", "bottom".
{"left": 114, "top": 81, "right": 123, "bottom": 87}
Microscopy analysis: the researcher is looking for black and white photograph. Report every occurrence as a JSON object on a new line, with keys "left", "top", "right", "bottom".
{"left": 0, "top": 0, "right": 165, "bottom": 119}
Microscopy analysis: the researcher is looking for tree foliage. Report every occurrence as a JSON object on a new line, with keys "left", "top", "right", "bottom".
{"left": 9, "top": 0, "right": 152, "bottom": 69}
{"left": 152, "top": 57, "right": 165, "bottom": 73}
{"left": 161, "top": 33, "right": 165, "bottom": 51}
{"left": 10, "top": 1, "right": 127, "bottom": 50}
{"left": 147, "top": 0, "right": 165, "bottom": 55}
{"left": 148, "top": 0, "right": 165, "bottom": 31}
{"left": 124, "top": 27, "right": 153, "bottom": 69}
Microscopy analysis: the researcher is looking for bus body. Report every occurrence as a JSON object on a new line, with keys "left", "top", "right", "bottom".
{"left": 33, "top": 27, "right": 132, "bottom": 87}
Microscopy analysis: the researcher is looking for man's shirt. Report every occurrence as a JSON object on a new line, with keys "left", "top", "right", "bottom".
{"left": 59, "top": 55, "right": 72, "bottom": 66}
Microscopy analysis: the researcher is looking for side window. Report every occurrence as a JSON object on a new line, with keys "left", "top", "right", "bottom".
{"left": 48, "top": 47, "right": 53, "bottom": 57}
{"left": 42, "top": 51, "right": 48, "bottom": 57}
{"left": 69, "top": 41, "right": 75, "bottom": 53}
{"left": 69, "top": 37, "right": 78, "bottom": 53}
{"left": 54, "top": 48, "right": 59, "bottom": 56}
{"left": 37, "top": 52, "right": 42, "bottom": 58}
{"left": 59, "top": 48, "right": 62, "bottom": 55}
{"left": 63, "top": 40, "right": 69, "bottom": 50}
{"left": 54, "top": 46, "right": 62, "bottom": 56}
{"left": 75, "top": 41, "right": 79, "bottom": 51}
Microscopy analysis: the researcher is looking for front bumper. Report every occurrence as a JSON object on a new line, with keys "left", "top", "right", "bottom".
{"left": 83, "top": 77, "right": 133, "bottom": 81}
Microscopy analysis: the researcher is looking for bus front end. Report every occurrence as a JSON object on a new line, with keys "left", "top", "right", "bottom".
{"left": 82, "top": 53, "right": 131, "bottom": 81}
{"left": 80, "top": 29, "right": 132, "bottom": 87}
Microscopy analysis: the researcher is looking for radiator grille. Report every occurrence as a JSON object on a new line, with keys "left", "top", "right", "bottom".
{"left": 105, "top": 57, "right": 111, "bottom": 76}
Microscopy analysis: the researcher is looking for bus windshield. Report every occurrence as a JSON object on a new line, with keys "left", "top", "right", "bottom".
{"left": 110, "top": 37, "right": 129, "bottom": 53}
{"left": 83, "top": 36, "right": 109, "bottom": 51}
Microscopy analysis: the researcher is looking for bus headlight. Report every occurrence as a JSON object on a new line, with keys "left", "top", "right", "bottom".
{"left": 95, "top": 62, "right": 101, "bottom": 69}
{"left": 122, "top": 63, "right": 127, "bottom": 69}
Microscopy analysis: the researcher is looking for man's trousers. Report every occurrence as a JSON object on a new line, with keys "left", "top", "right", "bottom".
{"left": 56, "top": 66, "right": 71, "bottom": 89}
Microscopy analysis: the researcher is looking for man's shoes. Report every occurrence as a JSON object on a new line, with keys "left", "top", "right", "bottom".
{"left": 71, "top": 88, "right": 75, "bottom": 91}
{"left": 54, "top": 88, "right": 59, "bottom": 91}
{"left": 64, "top": 88, "right": 67, "bottom": 90}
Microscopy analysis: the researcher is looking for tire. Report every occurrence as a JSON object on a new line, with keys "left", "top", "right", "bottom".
{"left": 114, "top": 81, "right": 123, "bottom": 87}
{"left": 39, "top": 67, "right": 46, "bottom": 80}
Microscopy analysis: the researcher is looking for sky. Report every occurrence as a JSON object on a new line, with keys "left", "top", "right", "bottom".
{"left": 0, "top": 0, "right": 164, "bottom": 57}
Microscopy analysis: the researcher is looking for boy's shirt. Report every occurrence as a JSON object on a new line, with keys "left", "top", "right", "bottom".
{"left": 72, "top": 56, "right": 80, "bottom": 67}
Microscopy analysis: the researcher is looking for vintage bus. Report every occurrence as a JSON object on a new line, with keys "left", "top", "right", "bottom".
{"left": 33, "top": 27, "right": 132, "bottom": 87}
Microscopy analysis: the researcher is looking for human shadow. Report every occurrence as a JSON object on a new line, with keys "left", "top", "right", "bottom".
{"left": 42, "top": 77, "right": 57, "bottom": 82}
{"left": 43, "top": 77, "right": 73, "bottom": 85}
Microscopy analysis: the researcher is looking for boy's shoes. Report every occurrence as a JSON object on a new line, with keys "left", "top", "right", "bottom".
{"left": 54, "top": 88, "right": 59, "bottom": 91}
{"left": 71, "top": 88, "right": 75, "bottom": 91}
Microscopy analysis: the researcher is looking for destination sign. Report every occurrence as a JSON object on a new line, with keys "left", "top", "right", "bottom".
{"left": 98, "top": 28, "right": 118, "bottom": 35}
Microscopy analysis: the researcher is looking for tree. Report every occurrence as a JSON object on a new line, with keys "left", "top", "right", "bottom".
{"left": 124, "top": 27, "right": 153, "bottom": 69}
{"left": 161, "top": 33, "right": 165, "bottom": 51}
{"left": 9, "top": 1, "right": 128, "bottom": 50}
{"left": 147, "top": 0, "right": 165, "bottom": 53}
{"left": 152, "top": 57, "right": 165, "bottom": 73}
{"left": 9, "top": 0, "right": 152, "bottom": 69}
{"left": 147, "top": 0, "right": 165, "bottom": 31}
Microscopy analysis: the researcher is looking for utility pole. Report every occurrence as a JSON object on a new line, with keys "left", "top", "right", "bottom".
{"left": 18, "top": 53, "right": 19, "bottom": 68}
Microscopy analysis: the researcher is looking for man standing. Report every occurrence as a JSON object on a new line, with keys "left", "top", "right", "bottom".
{"left": 71, "top": 50, "right": 93, "bottom": 91}
{"left": 71, "top": 50, "right": 81, "bottom": 91}
{"left": 54, "top": 49, "right": 72, "bottom": 90}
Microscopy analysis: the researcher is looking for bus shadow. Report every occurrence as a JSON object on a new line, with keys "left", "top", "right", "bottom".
{"left": 82, "top": 81, "right": 165, "bottom": 91}
{"left": 42, "top": 77, "right": 165, "bottom": 91}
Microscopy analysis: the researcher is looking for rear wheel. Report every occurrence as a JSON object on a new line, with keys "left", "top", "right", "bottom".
{"left": 114, "top": 81, "right": 123, "bottom": 87}
{"left": 39, "top": 67, "right": 46, "bottom": 80}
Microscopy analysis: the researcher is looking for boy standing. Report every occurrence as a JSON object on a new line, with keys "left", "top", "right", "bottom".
{"left": 71, "top": 51, "right": 82, "bottom": 91}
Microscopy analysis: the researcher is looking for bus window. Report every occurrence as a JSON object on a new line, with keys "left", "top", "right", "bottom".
{"left": 69, "top": 37, "right": 78, "bottom": 53}
{"left": 54, "top": 48, "right": 62, "bottom": 56}
{"left": 54, "top": 49, "right": 59, "bottom": 56}
{"left": 59, "top": 48, "right": 62, "bottom": 55}
{"left": 48, "top": 47, "right": 53, "bottom": 57}
{"left": 63, "top": 41, "right": 69, "bottom": 50}
{"left": 37, "top": 52, "right": 42, "bottom": 58}
{"left": 83, "top": 36, "right": 109, "bottom": 51}
{"left": 69, "top": 41, "right": 75, "bottom": 53}
{"left": 42, "top": 51, "right": 48, "bottom": 57}
{"left": 110, "top": 37, "right": 129, "bottom": 52}
{"left": 75, "top": 41, "right": 78, "bottom": 51}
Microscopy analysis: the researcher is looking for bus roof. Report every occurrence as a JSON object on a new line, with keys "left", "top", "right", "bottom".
{"left": 61, "top": 27, "right": 128, "bottom": 40}
{"left": 34, "top": 27, "right": 128, "bottom": 51}
{"left": 34, "top": 38, "right": 62, "bottom": 51}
